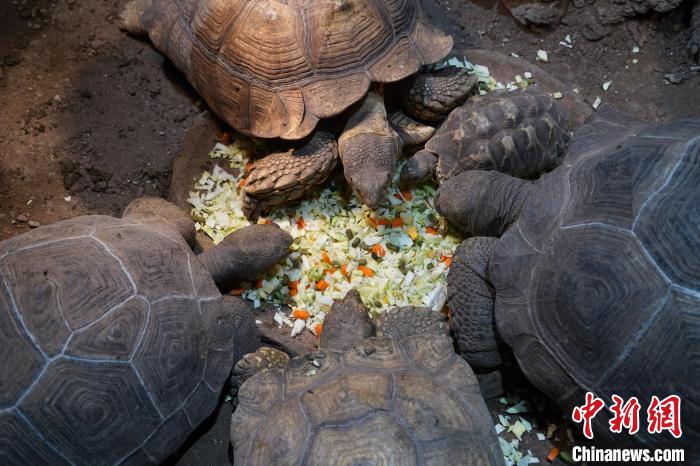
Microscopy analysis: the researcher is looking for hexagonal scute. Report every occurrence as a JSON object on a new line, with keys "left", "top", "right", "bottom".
{"left": 0, "top": 411, "right": 71, "bottom": 465}
{"left": 301, "top": 371, "right": 392, "bottom": 426}
{"left": 132, "top": 298, "right": 206, "bottom": 414}
{"left": 0, "top": 285, "right": 44, "bottom": 408}
{"left": 562, "top": 138, "right": 677, "bottom": 230}
{"left": 597, "top": 288, "right": 699, "bottom": 441}
{"left": 342, "top": 337, "right": 407, "bottom": 370}
{"left": 66, "top": 297, "right": 148, "bottom": 361}
{"left": 93, "top": 224, "right": 194, "bottom": 299}
{"left": 530, "top": 226, "right": 669, "bottom": 388}
{"left": 305, "top": 412, "right": 418, "bottom": 466}
{"left": 635, "top": 149, "right": 700, "bottom": 290}
{"left": 245, "top": 401, "right": 310, "bottom": 465}
{"left": 1, "top": 237, "right": 133, "bottom": 354}
{"left": 19, "top": 358, "right": 161, "bottom": 466}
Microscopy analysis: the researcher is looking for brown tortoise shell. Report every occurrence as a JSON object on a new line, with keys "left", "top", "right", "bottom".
{"left": 0, "top": 215, "right": 240, "bottom": 465}
{"left": 231, "top": 334, "right": 504, "bottom": 466}
{"left": 126, "top": 0, "right": 453, "bottom": 140}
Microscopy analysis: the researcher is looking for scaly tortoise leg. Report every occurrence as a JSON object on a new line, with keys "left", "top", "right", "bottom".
{"left": 242, "top": 130, "right": 338, "bottom": 219}
{"left": 399, "top": 66, "right": 479, "bottom": 122}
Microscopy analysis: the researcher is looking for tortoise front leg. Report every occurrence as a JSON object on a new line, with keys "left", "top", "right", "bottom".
{"left": 448, "top": 237, "right": 503, "bottom": 369}
{"left": 399, "top": 66, "right": 478, "bottom": 122}
{"left": 242, "top": 130, "right": 338, "bottom": 219}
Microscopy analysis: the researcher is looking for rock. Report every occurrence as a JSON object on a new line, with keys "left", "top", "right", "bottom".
{"left": 15, "top": 214, "right": 28, "bottom": 223}
{"left": 28, "top": 221, "right": 41, "bottom": 228}
{"left": 508, "top": 2, "right": 565, "bottom": 26}
{"left": 582, "top": 12, "right": 611, "bottom": 41}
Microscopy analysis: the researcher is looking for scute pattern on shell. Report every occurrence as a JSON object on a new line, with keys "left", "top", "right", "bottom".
{"left": 426, "top": 88, "right": 570, "bottom": 181}
{"left": 0, "top": 215, "right": 234, "bottom": 465}
{"left": 489, "top": 112, "right": 700, "bottom": 443}
{"left": 132, "top": 0, "right": 453, "bottom": 139}
{"left": 232, "top": 335, "right": 503, "bottom": 465}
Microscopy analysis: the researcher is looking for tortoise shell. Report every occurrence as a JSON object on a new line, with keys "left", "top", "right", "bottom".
{"left": 0, "top": 215, "right": 240, "bottom": 465}
{"left": 125, "top": 0, "right": 452, "bottom": 139}
{"left": 427, "top": 88, "right": 570, "bottom": 181}
{"left": 231, "top": 334, "right": 503, "bottom": 465}
{"left": 489, "top": 110, "right": 700, "bottom": 442}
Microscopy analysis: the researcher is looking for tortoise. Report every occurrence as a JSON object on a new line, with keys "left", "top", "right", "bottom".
{"left": 0, "top": 197, "right": 292, "bottom": 465}
{"left": 230, "top": 290, "right": 505, "bottom": 465}
{"left": 436, "top": 108, "right": 700, "bottom": 443}
{"left": 400, "top": 88, "right": 571, "bottom": 186}
{"left": 120, "top": 0, "right": 478, "bottom": 215}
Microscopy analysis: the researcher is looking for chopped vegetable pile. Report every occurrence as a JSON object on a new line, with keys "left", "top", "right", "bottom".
{"left": 188, "top": 142, "right": 461, "bottom": 335}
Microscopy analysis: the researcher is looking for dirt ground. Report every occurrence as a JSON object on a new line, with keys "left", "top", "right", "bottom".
{"left": 1, "top": 0, "right": 698, "bottom": 465}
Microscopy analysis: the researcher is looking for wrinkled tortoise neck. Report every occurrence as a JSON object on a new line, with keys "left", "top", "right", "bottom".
{"left": 197, "top": 224, "right": 292, "bottom": 291}
{"left": 436, "top": 170, "right": 533, "bottom": 237}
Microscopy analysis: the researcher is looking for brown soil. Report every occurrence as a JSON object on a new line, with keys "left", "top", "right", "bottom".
{"left": 1, "top": 0, "right": 698, "bottom": 465}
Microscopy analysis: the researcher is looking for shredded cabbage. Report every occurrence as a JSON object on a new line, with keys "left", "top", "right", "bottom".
{"left": 188, "top": 142, "right": 460, "bottom": 334}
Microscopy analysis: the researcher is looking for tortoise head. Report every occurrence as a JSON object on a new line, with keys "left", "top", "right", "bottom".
{"left": 319, "top": 290, "right": 374, "bottom": 353}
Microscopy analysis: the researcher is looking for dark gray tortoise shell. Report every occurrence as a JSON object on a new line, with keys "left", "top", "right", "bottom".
{"left": 0, "top": 215, "right": 240, "bottom": 465}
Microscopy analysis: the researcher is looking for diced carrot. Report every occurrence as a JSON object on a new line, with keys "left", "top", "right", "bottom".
{"left": 220, "top": 132, "right": 232, "bottom": 144}
{"left": 292, "top": 309, "right": 310, "bottom": 320}
{"left": 391, "top": 217, "right": 403, "bottom": 228}
{"left": 321, "top": 251, "right": 332, "bottom": 265}
{"left": 367, "top": 217, "right": 378, "bottom": 228}
{"left": 288, "top": 280, "right": 300, "bottom": 290}
{"left": 378, "top": 218, "right": 391, "bottom": 227}
{"left": 316, "top": 280, "right": 329, "bottom": 291}
{"left": 394, "top": 193, "right": 404, "bottom": 201}
{"left": 255, "top": 279, "right": 263, "bottom": 288}
{"left": 401, "top": 190, "right": 413, "bottom": 201}
{"left": 426, "top": 226, "right": 439, "bottom": 235}
{"left": 440, "top": 254, "right": 453, "bottom": 267}
{"left": 296, "top": 217, "right": 306, "bottom": 229}
{"left": 230, "top": 288, "right": 246, "bottom": 296}
{"left": 239, "top": 176, "right": 248, "bottom": 188}
{"left": 546, "top": 447, "right": 560, "bottom": 462}
{"left": 315, "top": 323, "right": 323, "bottom": 336}
{"left": 358, "top": 265, "right": 374, "bottom": 277}
{"left": 370, "top": 244, "right": 386, "bottom": 257}
{"left": 290, "top": 288, "right": 298, "bottom": 296}
{"left": 325, "top": 267, "right": 337, "bottom": 275}
{"left": 244, "top": 162, "right": 256, "bottom": 172}
{"left": 341, "top": 264, "right": 350, "bottom": 277}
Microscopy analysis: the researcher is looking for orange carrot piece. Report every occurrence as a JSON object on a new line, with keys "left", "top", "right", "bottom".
{"left": 255, "top": 279, "right": 263, "bottom": 288}
{"left": 378, "top": 218, "right": 391, "bottom": 227}
{"left": 370, "top": 244, "right": 386, "bottom": 258}
{"left": 321, "top": 251, "right": 332, "bottom": 265}
{"left": 316, "top": 280, "right": 329, "bottom": 291}
{"left": 367, "top": 217, "right": 378, "bottom": 228}
{"left": 358, "top": 265, "right": 374, "bottom": 277}
{"left": 340, "top": 264, "right": 350, "bottom": 277}
{"left": 292, "top": 309, "right": 310, "bottom": 320}
{"left": 239, "top": 177, "right": 248, "bottom": 188}
{"left": 220, "top": 132, "right": 232, "bottom": 144}
{"left": 325, "top": 267, "right": 337, "bottom": 275}
{"left": 426, "top": 226, "right": 439, "bottom": 235}
{"left": 288, "top": 280, "right": 300, "bottom": 290}
{"left": 296, "top": 217, "right": 306, "bottom": 229}
{"left": 391, "top": 217, "right": 404, "bottom": 228}
{"left": 440, "top": 254, "right": 453, "bottom": 267}
{"left": 290, "top": 288, "right": 298, "bottom": 296}
{"left": 230, "top": 288, "right": 246, "bottom": 296}
{"left": 401, "top": 190, "right": 413, "bottom": 201}
{"left": 546, "top": 447, "right": 560, "bottom": 462}
{"left": 315, "top": 323, "right": 323, "bottom": 336}
{"left": 244, "top": 162, "right": 255, "bottom": 172}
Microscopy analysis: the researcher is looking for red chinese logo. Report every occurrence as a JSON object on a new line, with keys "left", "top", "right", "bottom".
{"left": 647, "top": 395, "right": 682, "bottom": 438}
{"left": 572, "top": 392, "right": 605, "bottom": 439}
{"left": 609, "top": 394, "right": 641, "bottom": 435}
{"left": 572, "top": 392, "right": 682, "bottom": 439}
